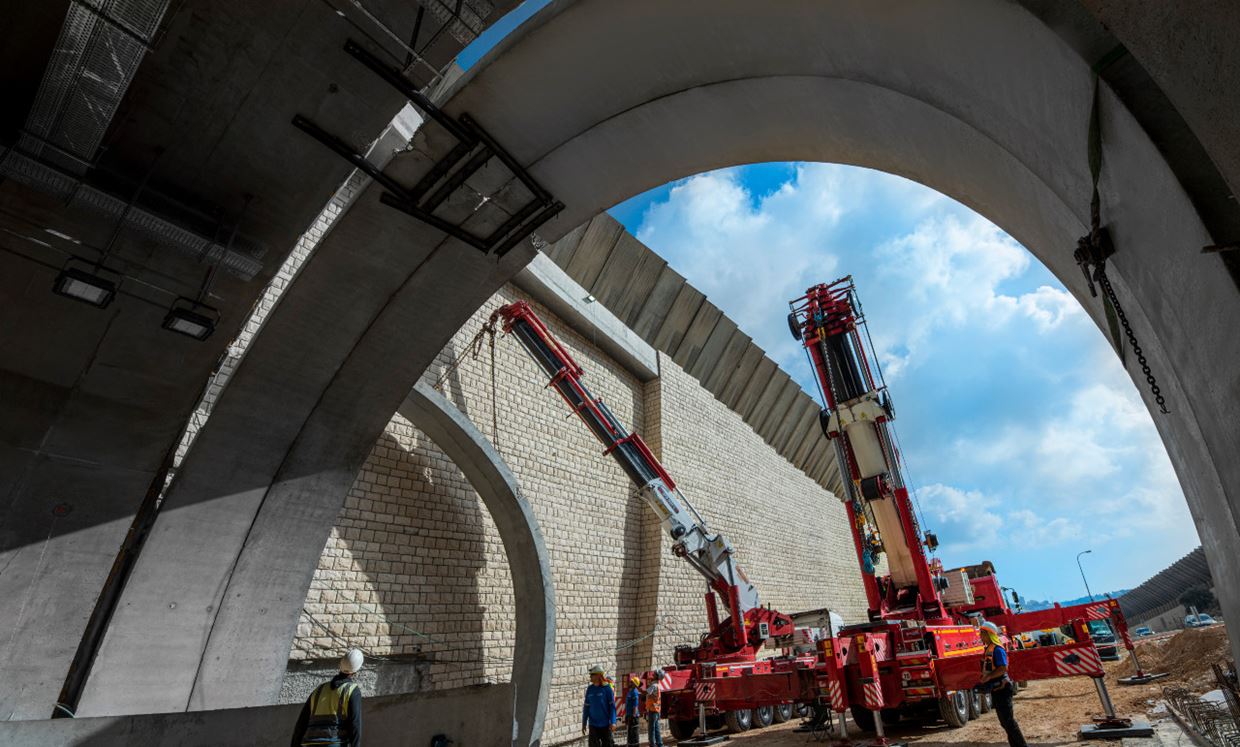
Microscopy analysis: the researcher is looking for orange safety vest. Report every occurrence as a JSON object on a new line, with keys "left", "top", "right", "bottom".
{"left": 645, "top": 684, "right": 661, "bottom": 713}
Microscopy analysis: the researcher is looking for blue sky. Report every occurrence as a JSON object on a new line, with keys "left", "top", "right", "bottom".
{"left": 609, "top": 164, "right": 1200, "bottom": 604}
{"left": 457, "top": 3, "right": 1199, "bottom": 604}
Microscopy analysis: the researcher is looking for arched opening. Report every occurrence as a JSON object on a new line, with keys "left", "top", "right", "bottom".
{"left": 425, "top": 0, "right": 1237, "bottom": 663}
{"left": 60, "top": 3, "right": 1239, "bottom": 742}
{"left": 608, "top": 160, "right": 1199, "bottom": 604}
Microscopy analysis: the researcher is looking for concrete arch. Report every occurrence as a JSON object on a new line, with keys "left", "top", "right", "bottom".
{"left": 396, "top": 382, "right": 555, "bottom": 747}
{"left": 75, "top": 0, "right": 1240, "bottom": 732}
{"left": 436, "top": 0, "right": 1240, "bottom": 657}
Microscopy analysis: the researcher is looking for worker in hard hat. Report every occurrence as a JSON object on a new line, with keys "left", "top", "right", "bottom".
{"left": 645, "top": 669, "right": 665, "bottom": 747}
{"left": 977, "top": 622, "right": 1028, "bottom": 747}
{"left": 291, "top": 648, "right": 364, "bottom": 747}
{"left": 582, "top": 664, "right": 617, "bottom": 747}
{"left": 623, "top": 674, "right": 641, "bottom": 746}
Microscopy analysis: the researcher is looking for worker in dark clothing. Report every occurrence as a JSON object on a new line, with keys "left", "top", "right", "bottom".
{"left": 582, "top": 664, "right": 617, "bottom": 747}
{"left": 623, "top": 674, "right": 641, "bottom": 747}
{"left": 978, "top": 622, "right": 1028, "bottom": 747}
{"left": 292, "top": 648, "right": 364, "bottom": 747}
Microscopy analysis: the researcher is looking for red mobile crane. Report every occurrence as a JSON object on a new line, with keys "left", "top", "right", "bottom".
{"left": 785, "top": 277, "right": 1157, "bottom": 740}
{"left": 492, "top": 287, "right": 1156, "bottom": 743}
{"left": 492, "top": 301, "right": 815, "bottom": 736}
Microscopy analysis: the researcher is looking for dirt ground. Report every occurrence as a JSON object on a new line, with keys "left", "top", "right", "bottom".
{"left": 694, "top": 626, "right": 1230, "bottom": 747}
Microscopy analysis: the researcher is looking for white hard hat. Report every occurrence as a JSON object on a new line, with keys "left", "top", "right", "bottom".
{"left": 980, "top": 621, "right": 1001, "bottom": 635}
{"left": 340, "top": 648, "right": 365, "bottom": 674}
{"left": 589, "top": 664, "right": 605, "bottom": 675}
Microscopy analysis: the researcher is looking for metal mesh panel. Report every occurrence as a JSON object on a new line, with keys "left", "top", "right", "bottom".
{"left": 417, "top": 0, "right": 495, "bottom": 46}
{"left": 20, "top": 0, "right": 170, "bottom": 174}
{"left": 0, "top": 151, "right": 264, "bottom": 280}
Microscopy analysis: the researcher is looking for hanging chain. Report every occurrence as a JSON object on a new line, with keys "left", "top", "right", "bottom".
{"left": 431, "top": 313, "right": 505, "bottom": 448}
{"left": 1073, "top": 77, "right": 1169, "bottom": 414}
{"left": 1097, "top": 272, "right": 1168, "bottom": 414}
{"left": 488, "top": 320, "right": 500, "bottom": 450}
{"left": 430, "top": 318, "right": 496, "bottom": 392}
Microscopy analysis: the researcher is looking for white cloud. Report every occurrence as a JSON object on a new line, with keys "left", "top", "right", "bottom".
{"left": 635, "top": 166, "right": 845, "bottom": 365}
{"left": 918, "top": 483, "right": 1002, "bottom": 554}
{"left": 873, "top": 214, "right": 1084, "bottom": 377}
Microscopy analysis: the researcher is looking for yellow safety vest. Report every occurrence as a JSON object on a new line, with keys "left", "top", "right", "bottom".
{"left": 302, "top": 681, "right": 358, "bottom": 746}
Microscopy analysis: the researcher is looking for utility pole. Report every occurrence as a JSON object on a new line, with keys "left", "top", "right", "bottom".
{"left": 1076, "top": 549, "right": 1095, "bottom": 601}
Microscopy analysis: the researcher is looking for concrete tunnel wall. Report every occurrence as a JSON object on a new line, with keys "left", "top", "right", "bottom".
{"left": 0, "top": 683, "right": 511, "bottom": 747}
{"left": 0, "top": 0, "right": 515, "bottom": 721}
{"left": 67, "top": 0, "right": 1240, "bottom": 735}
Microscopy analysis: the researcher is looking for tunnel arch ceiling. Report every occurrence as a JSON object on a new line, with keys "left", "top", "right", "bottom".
{"left": 66, "top": 0, "right": 1240, "bottom": 729}
{"left": 432, "top": 0, "right": 1239, "bottom": 655}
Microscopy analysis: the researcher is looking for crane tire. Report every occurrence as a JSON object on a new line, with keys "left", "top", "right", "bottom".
{"left": 724, "top": 708, "right": 753, "bottom": 733}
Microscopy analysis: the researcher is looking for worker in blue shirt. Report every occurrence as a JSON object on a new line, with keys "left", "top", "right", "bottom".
{"left": 978, "top": 622, "right": 1028, "bottom": 747}
{"left": 623, "top": 674, "right": 641, "bottom": 746}
{"left": 582, "top": 664, "right": 617, "bottom": 747}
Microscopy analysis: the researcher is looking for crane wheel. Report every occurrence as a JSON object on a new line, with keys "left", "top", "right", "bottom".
{"left": 850, "top": 705, "right": 876, "bottom": 732}
{"left": 772, "top": 703, "right": 793, "bottom": 723}
{"left": 967, "top": 690, "right": 981, "bottom": 720}
{"left": 939, "top": 690, "right": 969, "bottom": 727}
{"left": 753, "top": 705, "right": 774, "bottom": 728}
{"left": 669, "top": 719, "right": 697, "bottom": 740}
{"left": 979, "top": 691, "right": 992, "bottom": 714}
{"left": 724, "top": 708, "right": 753, "bottom": 733}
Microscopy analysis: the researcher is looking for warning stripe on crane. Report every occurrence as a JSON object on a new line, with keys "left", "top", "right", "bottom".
{"left": 659, "top": 672, "right": 673, "bottom": 691}
{"left": 1054, "top": 648, "right": 1104, "bottom": 676}
{"left": 825, "top": 680, "right": 844, "bottom": 710}
{"left": 695, "top": 682, "right": 716, "bottom": 702}
{"left": 1085, "top": 604, "right": 1111, "bottom": 620}
{"left": 862, "top": 680, "right": 883, "bottom": 709}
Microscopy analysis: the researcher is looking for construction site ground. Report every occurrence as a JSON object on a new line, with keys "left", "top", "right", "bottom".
{"left": 674, "top": 626, "right": 1229, "bottom": 746}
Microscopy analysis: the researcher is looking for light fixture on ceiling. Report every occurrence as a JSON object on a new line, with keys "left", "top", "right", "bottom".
{"left": 52, "top": 260, "right": 120, "bottom": 308}
{"left": 162, "top": 297, "right": 220, "bottom": 341}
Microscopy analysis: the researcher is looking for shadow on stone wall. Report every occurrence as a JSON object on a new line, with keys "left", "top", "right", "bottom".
{"left": 290, "top": 421, "right": 497, "bottom": 698}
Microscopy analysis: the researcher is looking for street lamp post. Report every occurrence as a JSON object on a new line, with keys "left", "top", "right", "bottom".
{"left": 1076, "top": 549, "right": 1095, "bottom": 601}
{"left": 1001, "top": 585, "right": 1023, "bottom": 612}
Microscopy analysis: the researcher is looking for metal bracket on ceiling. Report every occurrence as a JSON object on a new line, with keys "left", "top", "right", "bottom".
{"left": 292, "top": 38, "right": 563, "bottom": 257}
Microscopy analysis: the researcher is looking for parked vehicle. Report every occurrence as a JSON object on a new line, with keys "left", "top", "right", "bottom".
{"left": 1133, "top": 626, "right": 1154, "bottom": 637}
{"left": 1087, "top": 620, "right": 1120, "bottom": 660}
{"left": 1185, "top": 613, "right": 1218, "bottom": 628}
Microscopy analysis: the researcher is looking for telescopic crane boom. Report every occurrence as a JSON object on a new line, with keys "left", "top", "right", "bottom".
{"left": 494, "top": 301, "right": 793, "bottom": 656}
{"left": 789, "top": 277, "right": 948, "bottom": 623}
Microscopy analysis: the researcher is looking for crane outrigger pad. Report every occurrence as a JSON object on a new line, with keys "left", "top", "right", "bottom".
{"left": 1118, "top": 672, "right": 1170, "bottom": 685}
{"left": 1080, "top": 719, "right": 1155, "bottom": 739}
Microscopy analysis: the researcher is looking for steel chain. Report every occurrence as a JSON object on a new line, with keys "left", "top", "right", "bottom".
{"left": 1097, "top": 271, "right": 1169, "bottom": 414}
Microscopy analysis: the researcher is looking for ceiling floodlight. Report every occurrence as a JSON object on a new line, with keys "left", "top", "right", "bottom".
{"left": 162, "top": 297, "right": 220, "bottom": 341}
{"left": 52, "top": 261, "right": 119, "bottom": 308}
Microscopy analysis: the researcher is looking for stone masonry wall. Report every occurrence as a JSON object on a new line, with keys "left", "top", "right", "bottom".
{"left": 291, "top": 284, "right": 650, "bottom": 743}
{"left": 291, "top": 284, "right": 868, "bottom": 744}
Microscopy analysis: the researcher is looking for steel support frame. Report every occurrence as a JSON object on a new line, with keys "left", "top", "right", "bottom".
{"left": 293, "top": 38, "right": 563, "bottom": 257}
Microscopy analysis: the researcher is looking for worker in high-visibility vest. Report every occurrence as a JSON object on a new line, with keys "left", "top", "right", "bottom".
{"left": 644, "top": 669, "right": 664, "bottom": 747}
{"left": 977, "top": 622, "right": 1028, "bottom": 747}
{"left": 292, "top": 648, "right": 364, "bottom": 747}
